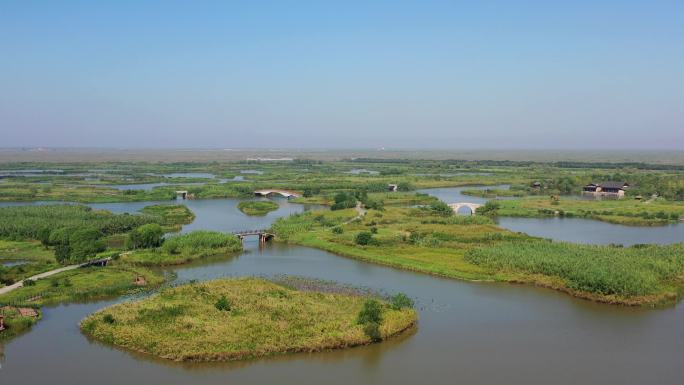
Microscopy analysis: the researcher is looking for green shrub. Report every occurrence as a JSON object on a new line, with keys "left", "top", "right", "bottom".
{"left": 332, "top": 226, "right": 344, "bottom": 234}
{"left": 103, "top": 314, "right": 116, "bottom": 324}
{"left": 363, "top": 322, "right": 381, "bottom": 341}
{"left": 429, "top": 201, "right": 454, "bottom": 216}
{"left": 355, "top": 231, "right": 373, "bottom": 246}
{"left": 390, "top": 293, "right": 413, "bottom": 310}
{"left": 215, "top": 295, "right": 232, "bottom": 311}
{"left": 357, "top": 299, "right": 383, "bottom": 325}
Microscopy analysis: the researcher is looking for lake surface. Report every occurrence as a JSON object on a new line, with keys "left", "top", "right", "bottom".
{"left": 498, "top": 217, "right": 684, "bottom": 245}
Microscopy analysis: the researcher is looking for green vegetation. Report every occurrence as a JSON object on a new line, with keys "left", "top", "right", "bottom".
{"left": 126, "top": 224, "right": 164, "bottom": 249}
{"left": 0, "top": 264, "right": 166, "bottom": 306}
{"left": 237, "top": 200, "right": 279, "bottom": 216}
{"left": 0, "top": 205, "right": 154, "bottom": 241}
{"left": 0, "top": 240, "right": 59, "bottom": 285}
{"left": 496, "top": 197, "right": 684, "bottom": 226}
{"left": 0, "top": 205, "right": 155, "bottom": 265}
{"left": 139, "top": 204, "right": 195, "bottom": 230}
{"left": 0, "top": 306, "right": 41, "bottom": 341}
{"left": 80, "top": 277, "right": 417, "bottom": 362}
{"left": 357, "top": 299, "right": 383, "bottom": 341}
{"left": 120, "top": 231, "right": 242, "bottom": 266}
{"left": 272, "top": 205, "right": 684, "bottom": 305}
{"left": 466, "top": 240, "right": 684, "bottom": 301}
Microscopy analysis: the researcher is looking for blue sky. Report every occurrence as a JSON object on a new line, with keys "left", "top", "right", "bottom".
{"left": 1, "top": 0, "right": 682, "bottom": 149}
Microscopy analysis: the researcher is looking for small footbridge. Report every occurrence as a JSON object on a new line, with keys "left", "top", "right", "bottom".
{"left": 448, "top": 202, "right": 482, "bottom": 215}
{"left": 233, "top": 229, "right": 275, "bottom": 244}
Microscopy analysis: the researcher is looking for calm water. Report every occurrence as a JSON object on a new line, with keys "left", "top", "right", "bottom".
{"left": 90, "top": 197, "right": 324, "bottom": 233}
{"left": 162, "top": 172, "right": 216, "bottom": 179}
{"left": 0, "top": 261, "right": 28, "bottom": 268}
{"left": 1, "top": 196, "right": 684, "bottom": 384}
{"left": 417, "top": 185, "right": 511, "bottom": 205}
{"left": 346, "top": 168, "right": 379, "bottom": 175}
{"left": 498, "top": 217, "right": 684, "bottom": 245}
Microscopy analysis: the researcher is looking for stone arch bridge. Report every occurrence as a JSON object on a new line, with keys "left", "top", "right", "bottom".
{"left": 448, "top": 202, "right": 482, "bottom": 215}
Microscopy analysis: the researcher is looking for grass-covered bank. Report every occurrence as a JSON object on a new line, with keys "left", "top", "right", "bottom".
{"left": 80, "top": 277, "right": 417, "bottom": 362}
{"left": 466, "top": 241, "right": 684, "bottom": 305}
{"left": 121, "top": 231, "right": 242, "bottom": 266}
{"left": 237, "top": 200, "right": 279, "bottom": 216}
{"left": 0, "top": 263, "right": 167, "bottom": 306}
{"left": 494, "top": 197, "right": 684, "bottom": 226}
{"left": 271, "top": 205, "right": 684, "bottom": 306}
{"left": 0, "top": 306, "right": 41, "bottom": 341}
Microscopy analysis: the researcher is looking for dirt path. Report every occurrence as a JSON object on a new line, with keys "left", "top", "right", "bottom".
{"left": 343, "top": 202, "right": 367, "bottom": 225}
{"left": 0, "top": 264, "right": 81, "bottom": 296}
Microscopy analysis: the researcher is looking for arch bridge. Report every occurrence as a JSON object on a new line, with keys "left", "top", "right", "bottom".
{"left": 448, "top": 202, "right": 482, "bottom": 215}
{"left": 254, "top": 189, "right": 301, "bottom": 198}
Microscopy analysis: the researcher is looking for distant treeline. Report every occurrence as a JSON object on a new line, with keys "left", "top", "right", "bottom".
{"left": 349, "top": 158, "right": 684, "bottom": 171}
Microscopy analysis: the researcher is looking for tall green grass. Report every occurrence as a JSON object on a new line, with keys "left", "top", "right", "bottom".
{"left": 466, "top": 240, "right": 684, "bottom": 297}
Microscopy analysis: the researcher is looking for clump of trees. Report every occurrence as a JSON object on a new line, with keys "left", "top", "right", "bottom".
{"left": 331, "top": 192, "right": 357, "bottom": 210}
{"left": 46, "top": 227, "right": 106, "bottom": 264}
{"left": 126, "top": 224, "right": 164, "bottom": 249}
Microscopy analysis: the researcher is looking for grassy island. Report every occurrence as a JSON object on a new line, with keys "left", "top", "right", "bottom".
{"left": 80, "top": 277, "right": 417, "bottom": 362}
{"left": 139, "top": 204, "right": 195, "bottom": 231}
{"left": 272, "top": 205, "right": 684, "bottom": 306}
{"left": 237, "top": 200, "right": 279, "bottom": 216}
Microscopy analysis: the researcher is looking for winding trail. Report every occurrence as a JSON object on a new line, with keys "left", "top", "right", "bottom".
{"left": 343, "top": 202, "right": 367, "bottom": 224}
{"left": 0, "top": 264, "right": 81, "bottom": 296}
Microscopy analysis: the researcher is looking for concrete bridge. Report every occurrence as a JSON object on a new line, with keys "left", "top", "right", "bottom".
{"left": 254, "top": 189, "right": 301, "bottom": 198}
{"left": 448, "top": 202, "right": 482, "bottom": 215}
{"left": 233, "top": 229, "right": 274, "bottom": 245}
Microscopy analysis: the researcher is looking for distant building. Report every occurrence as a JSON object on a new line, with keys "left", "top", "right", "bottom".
{"left": 582, "top": 182, "right": 630, "bottom": 198}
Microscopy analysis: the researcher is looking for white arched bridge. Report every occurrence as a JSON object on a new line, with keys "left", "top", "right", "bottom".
{"left": 254, "top": 189, "right": 301, "bottom": 198}
{"left": 448, "top": 202, "right": 482, "bottom": 215}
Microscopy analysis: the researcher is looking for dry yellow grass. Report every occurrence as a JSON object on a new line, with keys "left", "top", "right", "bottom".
{"left": 80, "top": 278, "right": 417, "bottom": 361}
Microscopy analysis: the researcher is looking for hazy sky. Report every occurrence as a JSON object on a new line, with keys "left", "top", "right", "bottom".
{"left": 1, "top": 1, "right": 683, "bottom": 149}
